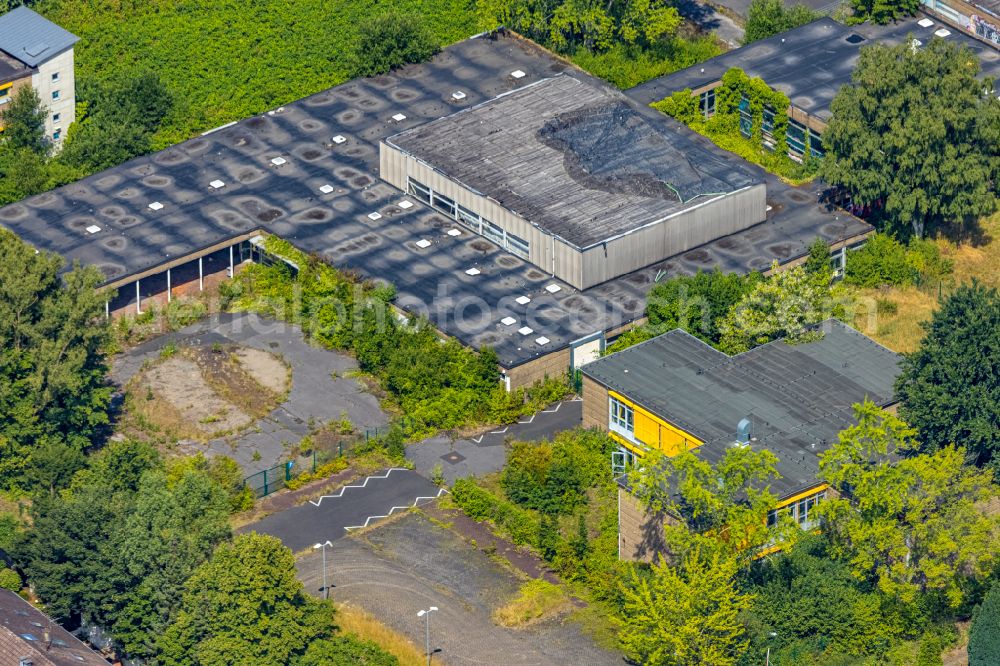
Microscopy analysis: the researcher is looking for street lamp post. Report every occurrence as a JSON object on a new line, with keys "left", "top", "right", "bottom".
{"left": 313, "top": 540, "right": 333, "bottom": 599}
{"left": 416, "top": 606, "right": 439, "bottom": 665}
{"left": 766, "top": 631, "right": 777, "bottom": 665}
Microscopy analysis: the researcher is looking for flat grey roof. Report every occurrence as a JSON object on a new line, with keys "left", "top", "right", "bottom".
{"left": 0, "top": 6, "right": 78, "bottom": 67}
{"left": 387, "top": 75, "right": 759, "bottom": 249}
{"left": 627, "top": 15, "right": 1000, "bottom": 122}
{"left": 0, "top": 30, "right": 871, "bottom": 370}
{"left": 583, "top": 320, "right": 901, "bottom": 497}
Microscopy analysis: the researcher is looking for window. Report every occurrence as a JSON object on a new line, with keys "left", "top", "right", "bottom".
{"left": 51, "top": 90, "right": 60, "bottom": 101}
{"left": 699, "top": 88, "right": 716, "bottom": 118}
{"left": 807, "top": 128, "right": 824, "bottom": 158}
{"left": 483, "top": 220, "right": 505, "bottom": 246}
{"left": 51, "top": 72, "right": 60, "bottom": 82}
{"left": 457, "top": 205, "right": 481, "bottom": 232}
{"left": 52, "top": 129, "right": 61, "bottom": 140}
{"left": 761, "top": 106, "right": 775, "bottom": 148}
{"left": 407, "top": 178, "right": 431, "bottom": 204}
{"left": 786, "top": 119, "right": 807, "bottom": 157}
{"left": 53, "top": 113, "right": 61, "bottom": 123}
{"left": 507, "top": 232, "right": 529, "bottom": 259}
{"left": 431, "top": 191, "right": 456, "bottom": 218}
{"left": 609, "top": 396, "right": 634, "bottom": 437}
{"left": 738, "top": 94, "right": 752, "bottom": 138}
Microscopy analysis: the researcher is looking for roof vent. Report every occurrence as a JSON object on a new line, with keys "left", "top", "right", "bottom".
{"left": 319, "top": 184, "right": 334, "bottom": 194}
{"left": 415, "top": 239, "right": 431, "bottom": 249}
{"left": 918, "top": 17, "right": 935, "bottom": 27}
{"left": 736, "top": 417, "right": 752, "bottom": 446}
{"left": 465, "top": 268, "right": 481, "bottom": 276}
{"left": 148, "top": 201, "right": 163, "bottom": 211}
{"left": 398, "top": 200, "right": 414, "bottom": 209}
{"left": 545, "top": 284, "right": 561, "bottom": 294}
{"left": 535, "top": 336, "right": 550, "bottom": 345}
{"left": 500, "top": 316, "right": 516, "bottom": 326}
{"left": 515, "top": 295, "right": 531, "bottom": 305}
{"left": 511, "top": 70, "right": 526, "bottom": 79}
{"left": 934, "top": 28, "right": 951, "bottom": 37}
{"left": 447, "top": 228, "right": 461, "bottom": 237}
{"left": 518, "top": 326, "right": 534, "bottom": 336}
{"left": 332, "top": 135, "right": 346, "bottom": 144}
{"left": 209, "top": 179, "right": 225, "bottom": 189}
{"left": 270, "top": 157, "right": 287, "bottom": 166}
{"left": 845, "top": 33, "right": 865, "bottom": 44}
{"left": 391, "top": 113, "right": 407, "bottom": 122}
{"left": 24, "top": 42, "right": 48, "bottom": 57}
{"left": 367, "top": 212, "right": 382, "bottom": 221}
{"left": 452, "top": 91, "right": 466, "bottom": 101}
{"left": 85, "top": 224, "right": 101, "bottom": 234}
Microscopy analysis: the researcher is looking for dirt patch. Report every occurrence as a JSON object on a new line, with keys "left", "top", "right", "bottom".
{"left": 233, "top": 347, "right": 290, "bottom": 395}
{"left": 126, "top": 345, "right": 289, "bottom": 442}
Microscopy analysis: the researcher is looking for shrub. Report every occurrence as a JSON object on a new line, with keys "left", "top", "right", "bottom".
{"left": 845, "top": 234, "right": 952, "bottom": 288}
{"left": 451, "top": 478, "right": 538, "bottom": 547}
{"left": 351, "top": 13, "right": 440, "bottom": 78}
{"left": 0, "top": 567, "right": 20, "bottom": 592}
{"left": 655, "top": 89, "right": 702, "bottom": 125}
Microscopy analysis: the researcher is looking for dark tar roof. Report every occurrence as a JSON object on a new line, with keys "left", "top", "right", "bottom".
{"left": 386, "top": 75, "right": 759, "bottom": 249}
{"left": 0, "top": 47, "right": 31, "bottom": 85}
{"left": 0, "top": 589, "right": 108, "bottom": 666}
{"left": 627, "top": 15, "right": 1000, "bottom": 122}
{"left": 0, "top": 7, "right": 78, "bottom": 67}
{"left": 0, "top": 30, "right": 871, "bottom": 369}
{"left": 583, "top": 320, "right": 901, "bottom": 497}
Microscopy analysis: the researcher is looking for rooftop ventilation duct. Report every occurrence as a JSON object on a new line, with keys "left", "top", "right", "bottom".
{"left": 735, "top": 417, "right": 752, "bottom": 447}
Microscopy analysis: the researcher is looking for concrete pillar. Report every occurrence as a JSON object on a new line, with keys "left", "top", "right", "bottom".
{"left": 229, "top": 245, "right": 234, "bottom": 277}
{"left": 199, "top": 257, "right": 204, "bottom": 291}
{"left": 135, "top": 280, "right": 141, "bottom": 314}
{"left": 166, "top": 268, "right": 172, "bottom": 303}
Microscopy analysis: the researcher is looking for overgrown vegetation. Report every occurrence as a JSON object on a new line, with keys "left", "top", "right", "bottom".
{"left": 569, "top": 36, "right": 721, "bottom": 89}
{"left": 844, "top": 233, "right": 953, "bottom": 288}
{"left": 223, "top": 237, "right": 569, "bottom": 435}
{"left": 350, "top": 13, "right": 440, "bottom": 78}
{"left": 493, "top": 579, "right": 572, "bottom": 627}
{"left": 654, "top": 67, "right": 821, "bottom": 184}
{"left": 743, "top": 0, "right": 819, "bottom": 44}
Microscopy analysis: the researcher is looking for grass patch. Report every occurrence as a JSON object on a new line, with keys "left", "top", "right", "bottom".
{"left": 336, "top": 602, "right": 426, "bottom": 666}
{"left": 569, "top": 600, "right": 622, "bottom": 652}
{"left": 37, "top": 0, "right": 476, "bottom": 148}
{"left": 492, "top": 579, "right": 573, "bottom": 628}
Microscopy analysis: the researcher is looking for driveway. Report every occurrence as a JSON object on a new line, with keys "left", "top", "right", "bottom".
{"left": 407, "top": 398, "right": 583, "bottom": 484}
{"left": 297, "top": 513, "right": 622, "bottom": 665}
{"left": 242, "top": 468, "right": 443, "bottom": 552}
{"left": 111, "top": 312, "right": 389, "bottom": 472}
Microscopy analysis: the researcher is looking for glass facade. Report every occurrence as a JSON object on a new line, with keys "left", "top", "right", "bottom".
{"left": 405, "top": 177, "right": 530, "bottom": 259}
{"left": 609, "top": 396, "right": 634, "bottom": 438}
{"left": 766, "top": 489, "right": 827, "bottom": 530}
{"left": 738, "top": 94, "right": 752, "bottom": 138}
{"left": 808, "top": 128, "right": 824, "bottom": 158}
{"left": 699, "top": 88, "right": 716, "bottom": 118}
{"left": 787, "top": 119, "right": 807, "bottom": 157}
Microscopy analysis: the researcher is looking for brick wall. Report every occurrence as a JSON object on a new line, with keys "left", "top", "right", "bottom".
{"left": 505, "top": 346, "right": 571, "bottom": 391}
{"left": 618, "top": 486, "right": 676, "bottom": 564}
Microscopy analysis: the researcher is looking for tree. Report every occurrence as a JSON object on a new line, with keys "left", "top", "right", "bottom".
{"left": 294, "top": 636, "right": 399, "bottom": 666}
{"left": 817, "top": 401, "right": 1000, "bottom": 609}
{"left": 717, "top": 262, "right": 833, "bottom": 354}
{"left": 350, "top": 13, "right": 440, "bottom": 78}
{"left": 0, "top": 230, "right": 112, "bottom": 486}
{"left": 23, "top": 440, "right": 86, "bottom": 497}
{"left": 803, "top": 237, "right": 831, "bottom": 277}
{"left": 629, "top": 445, "right": 788, "bottom": 564}
{"left": 620, "top": 550, "right": 751, "bottom": 665}
{"left": 821, "top": 39, "right": 998, "bottom": 238}
{"left": 851, "top": 0, "right": 918, "bottom": 24}
{"left": 159, "top": 533, "right": 337, "bottom": 665}
{"left": 743, "top": 0, "right": 819, "bottom": 44}
{"left": 646, "top": 269, "right": 762, "bottom": 346}
{"left": 969, "top": 582, "right": 1000, "bottom": 666}
{"left": 1, "top": 86, "right": 48, "bottom": 155}
{"left": 895, "top": 282, "right": 1000, "bottom": 468}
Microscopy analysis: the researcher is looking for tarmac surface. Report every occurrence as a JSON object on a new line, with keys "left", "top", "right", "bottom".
{"left": 111, "top": 312, "right": 388, "bottom": 472}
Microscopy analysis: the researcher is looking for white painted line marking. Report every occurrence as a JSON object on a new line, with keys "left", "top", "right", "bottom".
{"left": 308, "top": 468, "right": 410, "bottom": 507}
{"left": 343, "top": 488, "right": 450, "bottom": 531}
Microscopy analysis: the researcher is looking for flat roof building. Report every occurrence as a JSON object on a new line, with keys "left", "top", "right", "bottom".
{"left": 579, "top": 320, "right": 901, "bottom": 561}
{"left": 382, "top": 75, "right": 765, "bottom": 289}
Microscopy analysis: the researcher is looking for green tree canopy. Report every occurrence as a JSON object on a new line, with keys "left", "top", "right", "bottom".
{"left": 646, "top": 269, "right": 762, "bottom": 345}
{"left": 895, "top": 282, "right": 1000, "bottom": 468}
{"left": 620, "top": 550, "right": 751, "bottom": 665}
{"left": 817, "top": 401, "right": 1000, "bottom": 609}
{"left": 159, "top": 533, "right": 337, "bottom": 665}
{"left": 350, "top": 13, "right": 440, "bottom": 78}
{"left": 1, "top": 85, "right": 48, "bottom": 155}
{"left": 717, "top": 262, "right": 833, "bottom": 354}
{"left": 851, "top": 0, "right": 919, "bottom": 24}
{"left": 743, "top": 0, "right": 819, "bottom": 44}
{"left": 803, "top": 237, "right": 831, "bottom": 277}
{"left": 820, "top": 38, "right": 999, "bottom": 238}
{"left": 0, "top": 230, "right": 112, "bottom": 486}
{"left": 969, "top": 582, "right": 1000, "bottom": 666}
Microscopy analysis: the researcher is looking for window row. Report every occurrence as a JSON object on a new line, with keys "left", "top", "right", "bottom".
{"left": 609, "top": 396, "right": 634, "bottom": 437}
{"left": 406, "top": 177, "right": 530, "bottom": 259}
{"left": 737, "top": 94, "right": 824, "bottom": 159}
{"left": 766, "top": 489, "right": 827, "bottom": 530}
